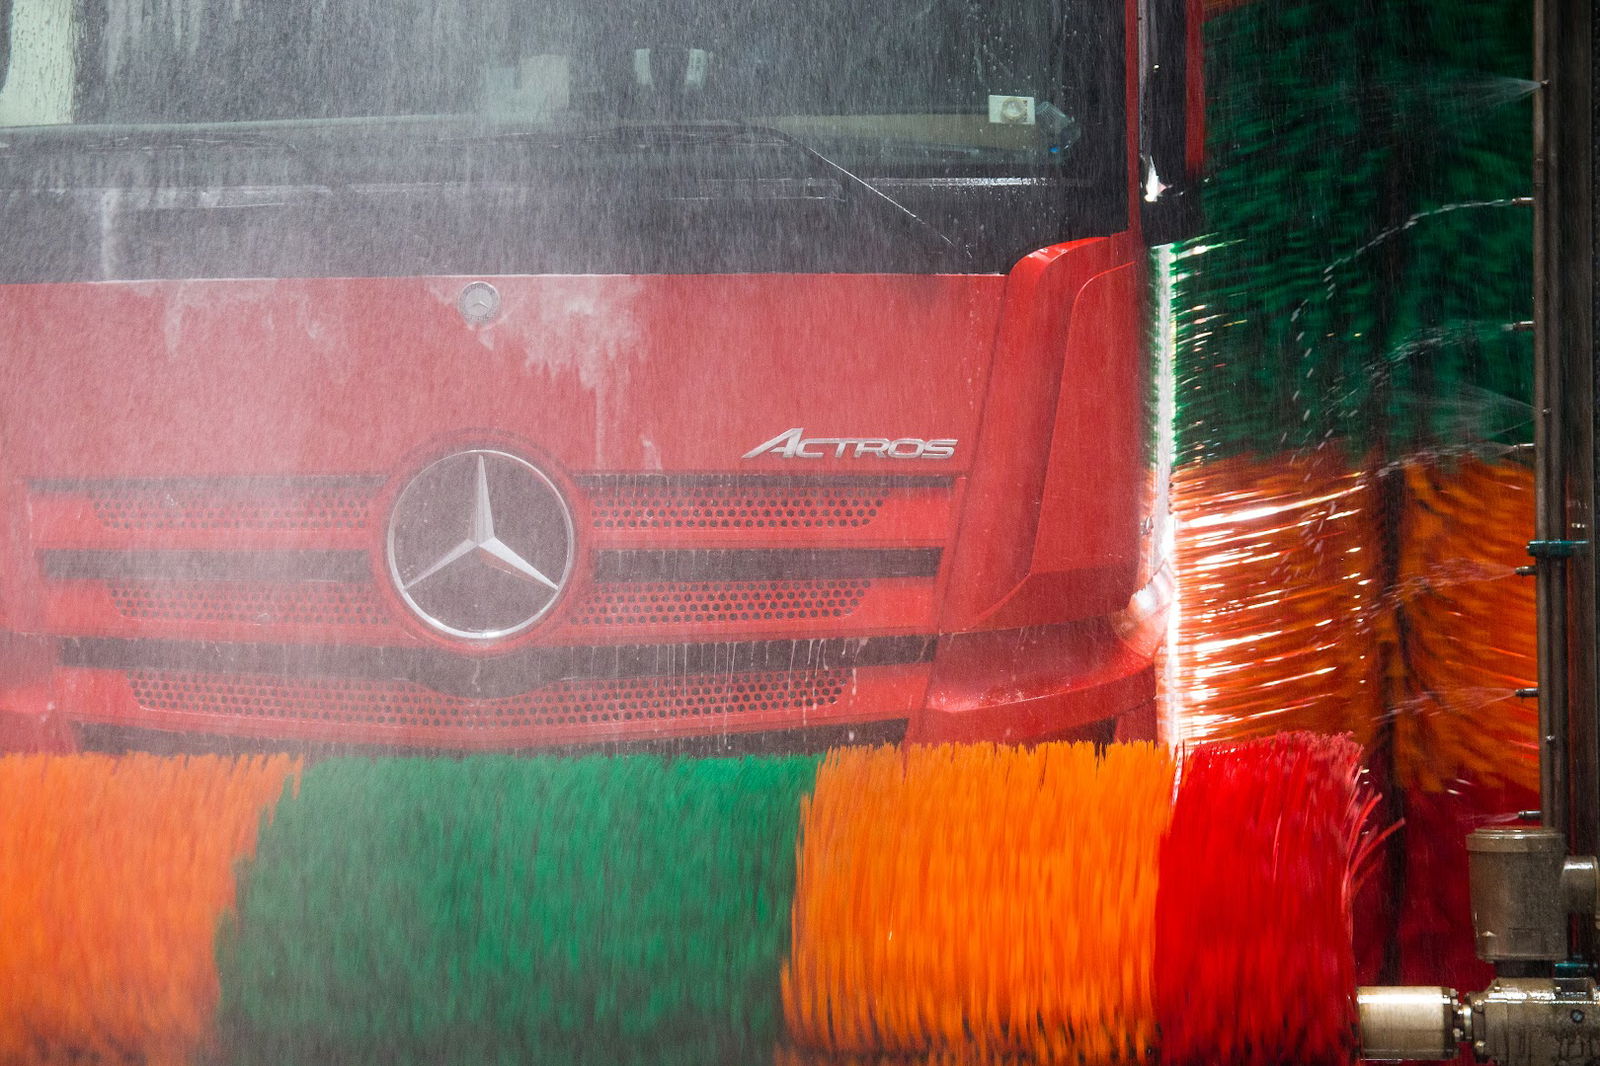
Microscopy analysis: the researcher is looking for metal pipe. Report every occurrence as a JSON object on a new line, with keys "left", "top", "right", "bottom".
{"left": 1535, "top": 0, "right": 1600, "bottom": 869}
{"left": 1357, "top": 987, "right": 1462, "bottom": 1061}
{"left": 1532, "top": 0, "right": 1569, "bottom": 838}
{"left": 1553, "top": 0, "right": 1598, "bottom": 878}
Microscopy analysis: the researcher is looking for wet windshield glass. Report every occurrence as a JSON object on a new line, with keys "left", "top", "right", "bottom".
{"left": 1, "top": 0, "right": 1105, "bottom": 165}
{"left": 0, "top": 0, "right": 1124, "bottom": 276}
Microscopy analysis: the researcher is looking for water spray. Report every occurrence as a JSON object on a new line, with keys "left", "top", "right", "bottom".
{"left": 1357, "top": 1, "right": 1600, "bottom": 1061}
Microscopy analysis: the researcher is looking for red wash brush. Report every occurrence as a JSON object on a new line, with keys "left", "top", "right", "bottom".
{"left": 1155, "top": 732, "right": 1383, "bottom": 1066}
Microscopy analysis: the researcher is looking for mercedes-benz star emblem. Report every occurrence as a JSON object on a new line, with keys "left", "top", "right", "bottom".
{"left": 457, "top": 282, "right": 500, "bottom": 326}
{"left": 386, "top": 450, "right": 574, "bottom": 641}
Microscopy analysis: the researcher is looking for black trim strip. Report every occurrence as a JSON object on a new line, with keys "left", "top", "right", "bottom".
{"left": 74, "top": 718, "right": 910, "bottom": 759}
{"left": 594, "top": 548, "right": 941, "bottom": 582}
{"left": 43, "top": 547, "right": 942, "bottom": 584}
{"left": 60, "top": 634, "right": 937, "bottom": 699}
{"left": 42, "top": 550, "right": 372, "bottom": 583}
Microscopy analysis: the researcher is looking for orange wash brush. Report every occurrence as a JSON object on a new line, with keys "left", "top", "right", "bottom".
{"left": 0, "top": 753, "right": 299, "bottom": 1065}
{"left": 1155, "top": 732, "right": 1380, "bottom": 1066}
{"left": 1169, "top": 453, "right": 1386, "bottom": 750}
{"left": 1392, "top": 456, "right": 1537, "bottom": 793}
{"left": 782, "top": 741, "right": 1174, "bottom": 1065}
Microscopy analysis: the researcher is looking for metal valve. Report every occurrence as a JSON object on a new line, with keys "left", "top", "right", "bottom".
{"left": 1467, "top": 828, "right": 1599, "bottom": 962}
{"left": 1360, "top": 979, "right": 1600, "bottom": 1066}
{"left": 1359, "top": 829, "right": 1600, "bottom": 1065}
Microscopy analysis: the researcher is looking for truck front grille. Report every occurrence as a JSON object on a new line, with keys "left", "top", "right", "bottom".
{"left": 28, "top": 472, "right": 951, "bottom": 747}
{"left": 105, "top": 580, "right": 388, "bottom": 627}
{"left": 29, "top": 474, "right": 953, "bottom": 642}
{"left": 125, "top": 667, "right": 852, "bottom": 730}
{"left": 65, "top": 476, "right": 382, "bottom": 533}
{"left": 582, "top": 475, "right": 913, "bottom": 531}
{"left": 55, "top": 657, "right": 933, "bottom": 749}
{"left": 570, "top": 579, "right": 872, "bottom": 627}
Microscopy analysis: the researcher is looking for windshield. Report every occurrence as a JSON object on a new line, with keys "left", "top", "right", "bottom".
{"left": 0, "top": 0, "right": 1126, "bottom": 275}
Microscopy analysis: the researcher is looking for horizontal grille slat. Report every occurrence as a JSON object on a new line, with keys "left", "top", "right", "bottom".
{"left": 44, "top": 547, "right": 939, "bottom": 585}
{"left": 61, "top": 634, "right": 937, "bottom": 695}
{"left": 594, "top": 548, "right": 940, "bottom": 582}
{"left": 588, "top": 485, "right": 889, "bottom": 531}
{"left": 42, "top": 550, "right": 372, "bottom": 583}
{"left": 579, "top": 475, "right": 955, "bottom": 543}
{"left": 106, "top": 580, "right": 387, "bottom": 627}
{"left": 31, "top": 476, "right": 383, "bottom": 533}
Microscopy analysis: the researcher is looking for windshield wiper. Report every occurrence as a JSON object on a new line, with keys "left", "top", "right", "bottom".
{"left": 579, "top": 121, "right": 972, "bottom": 267}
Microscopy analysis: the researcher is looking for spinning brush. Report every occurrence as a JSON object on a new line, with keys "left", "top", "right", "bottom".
{"left": 0, "top": 753, "right": 299, "bottom": 1066}
{"left": 1156, "top": 732, "right": 1380, "bottom": 1066}
{"left": 0, "top": 732, "right": 1375, "bottom": 1066}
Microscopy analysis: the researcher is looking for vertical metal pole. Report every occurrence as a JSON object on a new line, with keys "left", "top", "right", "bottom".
{"left": 1533, "top": 0, "right": 1570, "bottom": 840}
{"left": 1563, "top": 0, "right": 1599, "bottom": 873}
{"left": 1534, "top": 0, "right": 1597, "bottom": 881}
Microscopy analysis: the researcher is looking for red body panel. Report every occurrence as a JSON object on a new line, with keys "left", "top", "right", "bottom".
{"left": 1186, "top": 0, "right": 1206, "bottom": 179}
{"left": 0, "top": 251, "right": 1155, "bottom": 751}
{"left": 3, "top": 274, "right": 998, "bottom": 479}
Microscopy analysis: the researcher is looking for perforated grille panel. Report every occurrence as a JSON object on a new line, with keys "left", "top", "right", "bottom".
{"left": 107, "top": 581, "right": 388, "bottom": 627}
{"left": 572, "top": 580, "right": 870, "bottom": 626}
{"left": 86, "top": 484, "right": 374, "bottom": 532}
{"left": 125, "top": 668, "right": 851, "bottom": 730}
{"left": 588, "top": 482, "right": 886, "bottom": 530}
{"left": 37, "top": 474, "right": 950, "bottom": 639}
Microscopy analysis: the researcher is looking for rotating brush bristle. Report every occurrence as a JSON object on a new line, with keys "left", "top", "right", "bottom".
{"left": 1155, "top": 732, "right": 1380, "bottom": 1066}
{"left": 0, "top": 753, "right": 299, "bottom": 1066}
{"left": 782, "top": 742, "right": 1174, "bottom": 1065}
{"left": 1, "top": 736, "right": 1377, "bottom": 1066}
{"left": 215, "top": 753, "right": 819, "bottom": 1066}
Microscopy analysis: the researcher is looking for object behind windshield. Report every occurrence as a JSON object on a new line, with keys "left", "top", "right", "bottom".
{"left": 7, "top": 0, "right": 1106, "bottom": 159}
{"left": 0, "top": 0, "right": 1125, "bottom": 275}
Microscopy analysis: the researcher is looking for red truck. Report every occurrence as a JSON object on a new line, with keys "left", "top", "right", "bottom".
{"left": 0, "top": 0, "right": 1200, "bottom": 753}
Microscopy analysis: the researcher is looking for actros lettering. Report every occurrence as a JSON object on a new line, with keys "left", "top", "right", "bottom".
{"left": 743, "top": 428, "right": 958, "bottom": 461}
